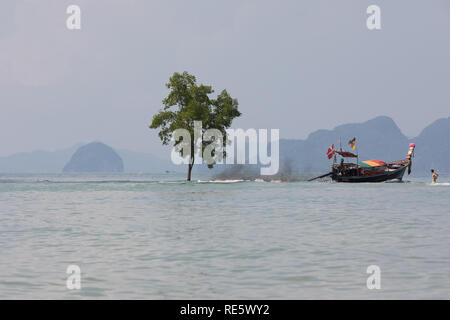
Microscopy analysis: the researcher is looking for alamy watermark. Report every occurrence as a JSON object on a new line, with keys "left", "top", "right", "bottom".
{"left": 367, "top": 5, "right": 381, "bottom": 30}
{"left": 366, "top": 265, "right": 381, "bottom": 290}
{"left": 66, "top": 5, "right": 81, "bottom": 30}
{"left": 171, "top": 121, "right": 279, "bottom": 175}
{"left": 66, "top": 265, "right": 81, "bottom": 290}
{"left": 65, "top": 4, "right": 380, "bottom": 31}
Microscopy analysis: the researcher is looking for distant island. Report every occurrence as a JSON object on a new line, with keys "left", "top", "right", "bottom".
{"left": 63, "top": 142, "right": 124, "bottom": 173}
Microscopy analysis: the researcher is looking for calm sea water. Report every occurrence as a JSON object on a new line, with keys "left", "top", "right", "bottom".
{"left": 0, "top": 172, "right": 449, "bottom": 299}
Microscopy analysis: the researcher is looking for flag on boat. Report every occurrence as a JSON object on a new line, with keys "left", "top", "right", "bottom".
{"left": 336, "top": 151, "right": 358, "bottom": 158}
{"left": 348, "top": 137, "right": 356, "bottom": 151}
{"left": 327, "top": 144, "right": 335, "bottom": 159}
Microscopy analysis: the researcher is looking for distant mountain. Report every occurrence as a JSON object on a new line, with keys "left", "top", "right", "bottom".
{"left": 63, "top": 142, "right": 124, "bottom": 173}
{"left": 211, "top": 115, "right": 450, "bottom": 179}
{"left": 1, "top": 116, "right": 449, "bottom": 175}
{"left": 280, "top": 116, "right": 410, "bottom": 173}
{"left": 283, "top": 115, "right": 450, "bottom": 174}
{"left": 0, "top": 144, "right": 178, "bottom": 174}
{"left": 278, "top": 115, "right": 450, "bottom": 174}
{"left": 414, "top": 116, "right": 450, "bottom": 173}
{"left": 0, "top": 144, "right": 81, "bottom": 173}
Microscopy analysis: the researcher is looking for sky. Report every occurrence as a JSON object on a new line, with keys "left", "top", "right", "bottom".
{"left": 1, "top": 0, "right": 449, "bottom": 157}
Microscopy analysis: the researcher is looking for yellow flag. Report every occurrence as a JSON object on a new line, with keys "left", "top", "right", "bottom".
{"left": 349, "top": 137, "right": 356, "bottom": 151}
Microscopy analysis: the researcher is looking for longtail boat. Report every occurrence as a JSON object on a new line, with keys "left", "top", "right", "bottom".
{"left": 330, "top": 143, "right": 416, "bottom": 183}
{"left": 309, "top": 142, "right": 416, "bottom": 183}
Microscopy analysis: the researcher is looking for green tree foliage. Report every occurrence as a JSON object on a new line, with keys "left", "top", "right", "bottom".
{"left": 150, "top": 72, "right": 241, "bottom": 181}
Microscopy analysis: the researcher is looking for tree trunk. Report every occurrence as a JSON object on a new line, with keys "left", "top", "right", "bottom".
{"left": 187, "top": 163, "right": 193, "bottom": 181}
{"left": 187, "top": 154, "right": 194, "bottom": 181}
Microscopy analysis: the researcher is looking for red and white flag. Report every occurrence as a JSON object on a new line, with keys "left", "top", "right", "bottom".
{"left": 327, "top": 144, "right": 335, "bottom": 159}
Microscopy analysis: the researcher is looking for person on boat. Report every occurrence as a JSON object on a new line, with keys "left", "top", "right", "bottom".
{"left": 339, "top": 158, "right": 345, "bottom": 175}
{"left": 431, "top": 169, "right": 439, "bottom": 183}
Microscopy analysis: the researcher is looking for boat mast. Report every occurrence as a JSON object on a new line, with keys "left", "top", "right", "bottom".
{"left": 356, "top": 137, "right": 359, "bottom": 176}
{"left": 355, "top": 138, "right": 359, "bottom": 176}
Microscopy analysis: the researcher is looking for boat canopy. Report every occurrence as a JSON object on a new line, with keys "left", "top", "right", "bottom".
{"left": 358, "top": 160, "right": 387, "bottom": 167}
{"left": 336, "top": 151, "right": 358, "bottom": 158}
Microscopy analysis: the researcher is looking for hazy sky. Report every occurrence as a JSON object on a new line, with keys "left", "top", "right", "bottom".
{"left": 1, "top": 0, "right": 449, "bottom": 156}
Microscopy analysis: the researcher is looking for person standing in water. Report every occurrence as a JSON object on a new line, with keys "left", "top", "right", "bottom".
{"left": 431, "top": 169, "right": 439, "bottom": 183}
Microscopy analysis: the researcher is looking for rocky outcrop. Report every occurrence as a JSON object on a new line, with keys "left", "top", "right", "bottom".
{"left": 63, "top": 142, "right": 124, "bottom": 172}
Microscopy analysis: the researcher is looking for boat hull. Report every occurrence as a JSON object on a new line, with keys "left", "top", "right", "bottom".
{"left": 332, "top": 165, "right": 407, "bottom": 183}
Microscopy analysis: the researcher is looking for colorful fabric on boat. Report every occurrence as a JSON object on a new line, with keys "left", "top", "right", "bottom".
{"left": 407, "top": 143, "right": 415, "bottom": 159}
{"left": 358, "top": 160, "right": 387, "bottom": 167}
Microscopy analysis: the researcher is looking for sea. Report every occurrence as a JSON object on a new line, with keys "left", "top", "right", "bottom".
{"left": 0, "top": 172, "right": 449, "bottom": 299}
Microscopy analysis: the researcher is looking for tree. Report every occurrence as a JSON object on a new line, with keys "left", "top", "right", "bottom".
{"left": 150, "top": 72, "right": 241, "bottom": 181}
